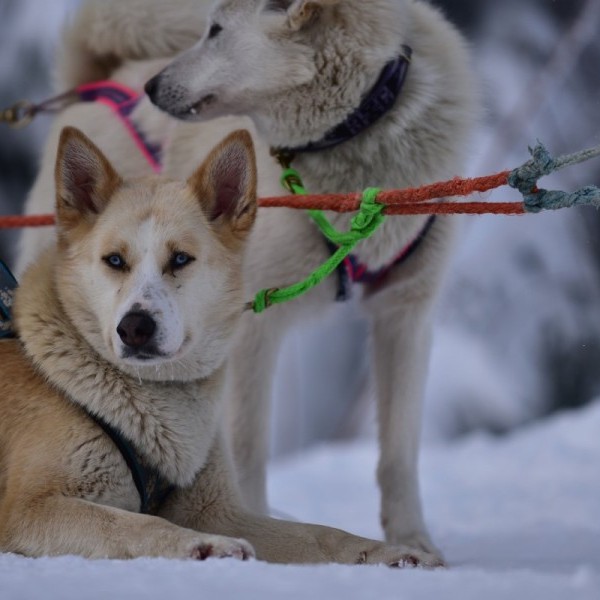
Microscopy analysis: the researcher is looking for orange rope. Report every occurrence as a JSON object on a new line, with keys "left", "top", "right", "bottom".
{"left": 0, "top": 214, "right": 56, "bottom": 229}
{"left": 0, "top": 170, "right": 521, "bottom": 230}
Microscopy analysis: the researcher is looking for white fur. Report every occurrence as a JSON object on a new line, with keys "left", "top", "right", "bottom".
{"left": 19, "top": 0, "right": 479, "bottom": 564}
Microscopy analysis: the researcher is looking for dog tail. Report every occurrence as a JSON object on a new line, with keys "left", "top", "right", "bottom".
{"left": 56, "top": 0, "right": 208, "bottom": 89}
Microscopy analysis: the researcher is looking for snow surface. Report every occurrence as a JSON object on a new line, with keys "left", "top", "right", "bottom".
{"left": 2, "top": 402, "right": 599, "bottom": 600}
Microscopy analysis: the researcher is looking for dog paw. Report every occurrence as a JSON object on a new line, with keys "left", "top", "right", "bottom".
{"left": 358, "top": 544, "right": 445, "bottom": 569}
{"left": 388, "top": 548, "right": 445, "bottom": 569}
{"left": 385, "top": 531, "right": 445, "bottom": 566}
{"left": 189, "top": 536, "right": 255, "bottom": 561}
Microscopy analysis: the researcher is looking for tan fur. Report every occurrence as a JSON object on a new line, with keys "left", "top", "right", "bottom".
{"left": 2, "top": 127, "right": 441, "bottom": 567}
{"left": 17, "top": 0, "right": 480, "bottom": 565}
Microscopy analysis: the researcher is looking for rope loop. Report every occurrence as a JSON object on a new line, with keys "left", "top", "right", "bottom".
{"left": 350, "top": 187, "right": 386, "bottom": 236}
{"left": 508, "top": 142, "right": 557, "bottom": 195}
{"left": 281, "top": 167, "right": 306, "bottom": 195}
{"left": 509, "top": 142, "right": 600, "bottom": 213}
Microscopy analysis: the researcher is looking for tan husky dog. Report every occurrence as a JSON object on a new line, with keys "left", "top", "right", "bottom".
{"left": 0, "top": 126, "right": 440, "bottom": 566}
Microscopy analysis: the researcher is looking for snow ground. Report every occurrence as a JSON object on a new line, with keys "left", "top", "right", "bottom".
{"left": 1, "top": 402, "right": 599, "bottom": 599}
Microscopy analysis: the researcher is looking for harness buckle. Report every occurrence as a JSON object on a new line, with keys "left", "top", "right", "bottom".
{"left": 281, "top": 171, "right": 305, "bottom": 194}
{"left": 270, "top": 148, "right": 296, "bottom": 170}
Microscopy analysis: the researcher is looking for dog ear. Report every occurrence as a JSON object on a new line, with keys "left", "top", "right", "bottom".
{"left": 188, "top": 130, "right": 258, "bottom": 242}
{"left": 55, "top": 127, "right": 121, "bottom": 235}
{"left": 286, "top": 0, "right": 339, "bottom": 30}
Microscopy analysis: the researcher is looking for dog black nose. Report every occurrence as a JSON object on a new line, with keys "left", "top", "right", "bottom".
{"left": 145, "top": 75, "right": 161, "bottom": 102}
{"left": 117, "top": 312, "right": 157, "bottom": 349}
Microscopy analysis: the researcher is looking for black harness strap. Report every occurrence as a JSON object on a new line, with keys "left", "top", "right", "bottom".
{"left": 87, "top": 411, "right": 174, "bottom": 514}
{"left": 0, "top": 262, "right": 172, "bottom": 513}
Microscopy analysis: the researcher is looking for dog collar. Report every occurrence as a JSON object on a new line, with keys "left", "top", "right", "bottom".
{"left": 86, "top": 410, "right": 174, "bottom": 514}
{"left": 272, "top": 45, "right": 412, "bottom": 164}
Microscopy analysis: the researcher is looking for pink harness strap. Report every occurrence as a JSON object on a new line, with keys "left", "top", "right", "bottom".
{"left": 328, "top": 215, "right": 437, "bottom": 300}
{"left": 76, "top": 81, "right": 162, "bottom": 173}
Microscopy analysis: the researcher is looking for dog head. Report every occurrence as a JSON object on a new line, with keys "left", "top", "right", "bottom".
{"left": 145, "top": 0, "right": 345, "bottom": 121}
{"left": 145, "top": 0, "right": 412, "bottom": 143}
{"left": 53, "top": 126, "right": 257, "bottom": 382}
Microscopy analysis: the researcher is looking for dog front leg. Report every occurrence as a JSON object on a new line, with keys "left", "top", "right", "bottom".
{"left": 163, "top": 435, "right": 442, "bottom": 567}
{"left": 0, "top": 494, "right": 253, "bottom": 560}
{"left": 370, "top": 303, "right": 442, "bottom": 560}
{"left": 224, "top": 310, "right": 288, "bottom": 513}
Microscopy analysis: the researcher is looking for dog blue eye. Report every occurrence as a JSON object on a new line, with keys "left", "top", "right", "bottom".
{"left": 171, "top": 252, "right": 194, "bottom": 270}
{"left": 104, "top": 254, "right": 126, "bottom": 270}
{"left": 208, "top": 23, "right": 223, "bottom": 39}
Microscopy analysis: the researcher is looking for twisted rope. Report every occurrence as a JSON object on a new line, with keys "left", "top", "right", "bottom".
{"left": 3, "top": 141, "right": 599, "bottom": 313}
{"left": 2, "top": 142, "right": 598, "bottom": 230}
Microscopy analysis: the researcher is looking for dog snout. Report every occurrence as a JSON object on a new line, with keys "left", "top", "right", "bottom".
{"left": 145, "top": 75, "right": 161, "bottom": 104}
{"left": 117, "top": 312, "right": 157, "bottom": 349}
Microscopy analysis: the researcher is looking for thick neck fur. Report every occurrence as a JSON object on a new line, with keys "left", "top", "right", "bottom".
{"left": 255, "top": 1, "right": 476, "bottom": 191}
{"left": 255, "top": 0, "right": 412, "bottom": 151}
{"left": 14, "top": 253, "right": 222, "bottom": 487}
{"left": 254, "top": 0, "right": 479, "bottom": 268}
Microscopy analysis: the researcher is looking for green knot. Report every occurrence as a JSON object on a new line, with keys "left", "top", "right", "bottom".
{"left": 252, "top": 288, "right": 273, "bottom": 314}
{"left": 309, "top": 188, "right": 384, "bottom": 246}
{"left": 250, "top": 187, "right": 386, "bottom": 313}
{"left": 350, "top": 188, "right": 385, "bottom": 237}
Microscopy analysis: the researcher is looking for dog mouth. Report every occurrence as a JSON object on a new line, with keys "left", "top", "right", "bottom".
{"left": 183, "top": 94, "right": 217, "bottom": 118}
{"left": 122, "top": 346, "right": 166, "bottom": 362}
{"left": 119, "top": 335, "right": 192, "bottom": 365}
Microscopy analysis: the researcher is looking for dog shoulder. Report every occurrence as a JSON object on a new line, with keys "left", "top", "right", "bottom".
{"left": 0, "top": 341, "right": 138, "bottom": 513}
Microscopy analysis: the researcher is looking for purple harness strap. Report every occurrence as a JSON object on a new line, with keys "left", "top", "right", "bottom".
{"left": 76, "top": 81, "right": 162, "bottom": 173}
{"left": 328, "top": 215, "right": 437, "bottom": 301}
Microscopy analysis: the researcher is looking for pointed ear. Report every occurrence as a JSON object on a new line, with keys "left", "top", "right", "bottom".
{"left": 187, "top": 130, "right": 258, "bottom": 242}
{"left": 55, "top": 126, "right": 122, "bottom": 236}
{"left": 286, "top": 0, "right": 339, "bottom": 30}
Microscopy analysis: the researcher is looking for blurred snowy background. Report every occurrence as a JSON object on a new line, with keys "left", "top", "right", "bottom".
{"left": 1, "top": 1, "right": 600, "bottom": 597}
{"left": 1, "top": 0, "right": 600, "bottom": 452}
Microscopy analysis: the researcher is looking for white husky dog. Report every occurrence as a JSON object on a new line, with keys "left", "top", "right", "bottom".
{"left": 19, "top": 0, "right": 477, "bottom": 564}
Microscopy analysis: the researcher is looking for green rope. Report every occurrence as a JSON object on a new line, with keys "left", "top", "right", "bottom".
{"left": 250, "top": 168, "right": 385, "bottom": 313}
{"left": 510, "top": 142, "right": 600, "bottom": 213}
